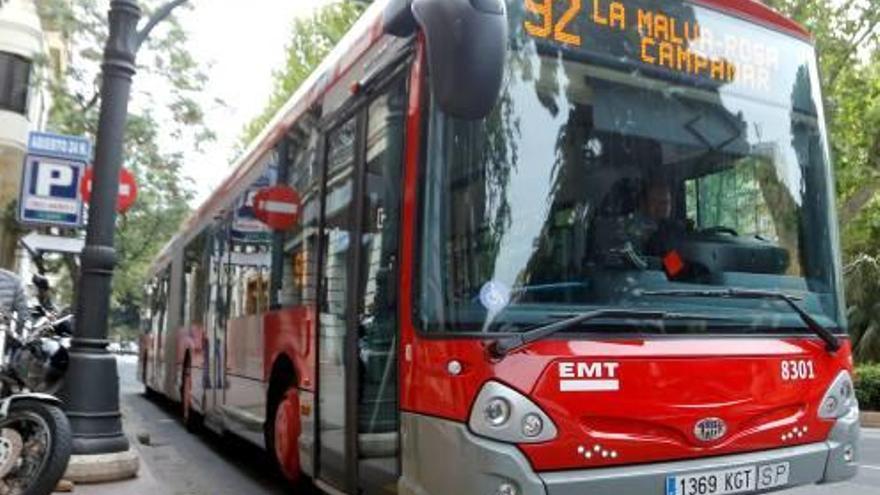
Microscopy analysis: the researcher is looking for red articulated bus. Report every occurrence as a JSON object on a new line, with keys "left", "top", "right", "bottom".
{"left": 139, "top": 1, "right": 861, "bottom": 494}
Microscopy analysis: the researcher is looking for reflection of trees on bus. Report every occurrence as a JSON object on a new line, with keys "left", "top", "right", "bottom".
{"left": 788, "top": 64, "right": 840, "bottom": 311}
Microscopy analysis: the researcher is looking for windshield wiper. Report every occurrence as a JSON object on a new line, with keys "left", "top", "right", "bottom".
{"left": 489, "top": 309, "right": 707, "bottom": 359}
{"left": 639, "top": 288, "right": 841, "bottom": 352}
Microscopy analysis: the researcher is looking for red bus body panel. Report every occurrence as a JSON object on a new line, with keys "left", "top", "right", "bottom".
{"left": 264, "top": 307, "right": 317, "bottom": 391}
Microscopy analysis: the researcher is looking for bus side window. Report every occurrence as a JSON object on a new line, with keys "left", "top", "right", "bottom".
{"left": 280, "top": 119, "right": 322, "bottom": 308}
{"left": 183, "top": 231, "right": 209, "bottom": 328}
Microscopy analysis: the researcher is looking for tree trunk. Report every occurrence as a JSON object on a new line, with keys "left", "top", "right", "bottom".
{"left": 838, "top": 181, "right": 880, "bottom": 225}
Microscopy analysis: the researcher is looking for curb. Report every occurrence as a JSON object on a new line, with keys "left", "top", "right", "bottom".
{"left": 64, "top": 449, "right": 139, "bottom": 484}
{"left": 860, "top": 410, "right": 880, "bottom": 428}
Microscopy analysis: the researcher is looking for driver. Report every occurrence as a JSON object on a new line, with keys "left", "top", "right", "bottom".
{"left": 640, "top": 180, "right": 688, "bottom": 256}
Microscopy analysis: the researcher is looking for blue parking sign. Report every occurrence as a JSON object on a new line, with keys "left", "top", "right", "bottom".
{"left": 18, "top": 155, "right": 86, "bottom": 227}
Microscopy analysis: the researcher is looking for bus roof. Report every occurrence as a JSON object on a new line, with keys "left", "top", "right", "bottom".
{"left": 146, "top": 0, "right": 809, "bottom": 277}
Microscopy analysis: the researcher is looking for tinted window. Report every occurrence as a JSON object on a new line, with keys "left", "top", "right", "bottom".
{"left": 0, "top": 52, "right": 31, "bottom": 114}
{"left": 417, "top": 0, "right": 842, "bottom": 334}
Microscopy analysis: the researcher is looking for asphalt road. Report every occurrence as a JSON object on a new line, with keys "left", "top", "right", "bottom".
{"left": 117, "top": 357, "right": 880, "bottom": 494}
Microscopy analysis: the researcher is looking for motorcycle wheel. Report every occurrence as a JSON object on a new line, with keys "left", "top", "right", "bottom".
{"left": 0, "top": 400, "right": 72, "bottom": 495}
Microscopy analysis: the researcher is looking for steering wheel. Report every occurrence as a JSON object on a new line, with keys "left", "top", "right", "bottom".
{"left": 700, "top": 226, "right": 739, "bottom": 237}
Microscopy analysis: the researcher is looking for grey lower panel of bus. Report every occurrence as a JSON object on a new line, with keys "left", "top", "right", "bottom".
{"left": 398, "top": 412, "right": 546, "bottom": 495}
{"left": 398, "top": 410, "right": 860, "bottom": 495}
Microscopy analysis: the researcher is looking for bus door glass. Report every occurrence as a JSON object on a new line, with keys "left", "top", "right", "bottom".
{"left": 151, "top": 267, "right": 171, "bottom": 389}
{"left": 355, "top": 76, "right": 407, "bottom": 493}
{"left": 183, "top": 231, "right": 210, "bottom": 413}
{"left": 205, "top": 221, "right": 230, "bottom": 416}
{"left": 318, "top": 115, "right": 359, "bottom": 489}
{"left": 225, "top": 169, "right": 274, "bottom": 433}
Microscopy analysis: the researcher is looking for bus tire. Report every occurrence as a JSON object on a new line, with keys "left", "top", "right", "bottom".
{"left": 266, "top": 373, "right": 305, "bottom": 486}
{"left": 181, "top": 355, "right": 201, "bottom": 433}
{"left": 144, "top": 386, "right": 158, "bottom": 400}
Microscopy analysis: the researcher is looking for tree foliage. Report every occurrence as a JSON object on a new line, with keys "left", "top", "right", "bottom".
{"left": 764, "top": 0, "right": 880, "bottom": 255}
{"left": 761, "top": 0, "right": 880, "bottom": 360}
{"left": 37, "top": 0, "right": 210, "bottom": 338}
{"left": 239, "top": 0, "right": 367, "bottom": 147}
{"left": 845, "top": 256, "right": 880, "bottom": 362}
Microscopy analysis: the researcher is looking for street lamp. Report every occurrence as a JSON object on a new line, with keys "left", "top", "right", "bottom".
{"left": 62, "top": 0, "right": 188, "bottom": 472}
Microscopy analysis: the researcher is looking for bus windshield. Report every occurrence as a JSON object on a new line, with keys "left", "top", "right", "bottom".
{"left": 417, "top": 0, "right": 845, "bottom": 334}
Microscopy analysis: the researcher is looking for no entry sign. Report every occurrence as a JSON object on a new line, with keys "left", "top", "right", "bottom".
{"left": 253, "top": 186, "right": 301, "bottom": 231}
{"left": 80, "top": 167, "right": 138, "bottom": 213}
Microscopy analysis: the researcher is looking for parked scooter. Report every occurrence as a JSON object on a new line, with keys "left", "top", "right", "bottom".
{"left": 0, "top": 311, "right": 72, "bottom": 495}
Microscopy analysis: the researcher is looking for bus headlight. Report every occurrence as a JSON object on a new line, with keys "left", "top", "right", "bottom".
{"left": 819, "top": 371, "right": 858, "bottom": 419}
{"left": 484, "top": 398, "right": 511, "bottom": 426}
{"left": 469, "top": 381, "right": 557, "bottom": 443}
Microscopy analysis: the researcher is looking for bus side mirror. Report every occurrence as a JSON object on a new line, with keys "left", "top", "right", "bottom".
{"left": 384, "top": 0, "right": 507, "bottom": 120}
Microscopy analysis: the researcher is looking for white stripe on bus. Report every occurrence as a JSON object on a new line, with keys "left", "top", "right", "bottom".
{"left": 560, "top": 379, "right": 620, "bottom": 392}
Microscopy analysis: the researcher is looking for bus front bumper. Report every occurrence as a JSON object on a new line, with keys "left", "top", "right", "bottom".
{"left": 399, "top": 409, "right": 859, "bottom": 495}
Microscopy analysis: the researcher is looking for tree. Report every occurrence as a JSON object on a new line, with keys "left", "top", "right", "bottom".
{"left": 239, "top": 0, "right": 367, "bottom": 147}
{"left": 844, "top": 255, "right": 880, "bottom": 362}
{"left": 37, "top": 0, "right": 211, "bottom": 339}
{"left": 764, "top": 0, "right": 880, "bottom": 255}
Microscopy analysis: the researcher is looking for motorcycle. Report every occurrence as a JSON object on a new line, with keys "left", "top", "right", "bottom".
{"left": 0, "top": 311, "right": 72, "bottom": 495}
{"left": 13, "top": 276, "right": 72, "bottom": 396}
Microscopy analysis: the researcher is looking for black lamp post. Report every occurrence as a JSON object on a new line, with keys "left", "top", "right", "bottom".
{"left": 62, "top": 0, "right": 188, "bottom": 456}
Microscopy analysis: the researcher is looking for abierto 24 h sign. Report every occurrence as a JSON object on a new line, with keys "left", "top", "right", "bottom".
{"left": 18, "top": 132, "right": 92, "bottom": 228}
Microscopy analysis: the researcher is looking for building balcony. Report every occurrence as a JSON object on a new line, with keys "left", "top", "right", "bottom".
{"left": 0, "top": 0, "right": 45, "bottom": 153}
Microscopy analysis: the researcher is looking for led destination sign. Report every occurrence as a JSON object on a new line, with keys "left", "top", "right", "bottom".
{"left": 522, "top": 0, "right": 785, "bottom": 93}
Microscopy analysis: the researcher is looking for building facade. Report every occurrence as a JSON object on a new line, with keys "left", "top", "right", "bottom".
{"left": 0, "top": 0, "right": 49, "bottom": 270}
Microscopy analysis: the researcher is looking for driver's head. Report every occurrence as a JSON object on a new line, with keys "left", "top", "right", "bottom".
{"left": 644, "top": 181, "right": 672, "bottom": 222}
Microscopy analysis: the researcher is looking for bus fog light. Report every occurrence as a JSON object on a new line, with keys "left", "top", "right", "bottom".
{"left": 843, "top": 444, "right": 854, "bottom": 463}
{"left": 496, "top": 482, "right": 518, "bottom": 495}
{"left": 522, "top": 413, "right": 543, "bottom": 438}
{"left": 484, "top": 398, "right": 511, "bottom": 426}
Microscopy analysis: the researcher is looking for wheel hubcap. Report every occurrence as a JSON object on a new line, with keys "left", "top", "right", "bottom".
{"left": 0, "top": 429, "right": 23, "bottom": 478}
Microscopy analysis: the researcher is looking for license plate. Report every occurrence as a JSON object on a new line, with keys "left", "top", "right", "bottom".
{"left": 665, "top": 462, "right": 790, "bottom": 495}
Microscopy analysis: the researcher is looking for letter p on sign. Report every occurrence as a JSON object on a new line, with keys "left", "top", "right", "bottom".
{"left": 35, "top": 163, "right": 75, "bottom": 197}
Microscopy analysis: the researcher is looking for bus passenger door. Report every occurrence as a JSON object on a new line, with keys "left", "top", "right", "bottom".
{"left": 317, "top": 115, "right": 359, "bottom": 491}
{"left": 204, "top": 225, "right": 230, "bottom": 423}
{"left": 353, "top": 76, "right": 407, "bottom": 494}
{"left": 315, "top": 74, "right": 407, "bottom": 494}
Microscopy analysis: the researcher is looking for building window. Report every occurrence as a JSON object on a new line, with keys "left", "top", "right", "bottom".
{"left": 0, "top": 52, "right": 32, "bottom": 115}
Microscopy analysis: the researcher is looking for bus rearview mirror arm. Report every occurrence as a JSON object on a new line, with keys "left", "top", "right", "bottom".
{"left": 384, "top": 0, "right": 508, "bottom": 120}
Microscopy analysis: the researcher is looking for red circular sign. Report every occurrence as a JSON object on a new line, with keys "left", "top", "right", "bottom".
{"left": 80, "top": 167, "right": 138, "bottom": 213}
{"left": 253, "top": 186, "right": 301, "bottom": 231}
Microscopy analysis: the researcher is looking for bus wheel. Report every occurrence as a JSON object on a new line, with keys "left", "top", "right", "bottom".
{"left": 268, "top": 386, "right": 301, "bottom": 483}
{"left": 181, "top": 358, "right": 200, "bottom": 432}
